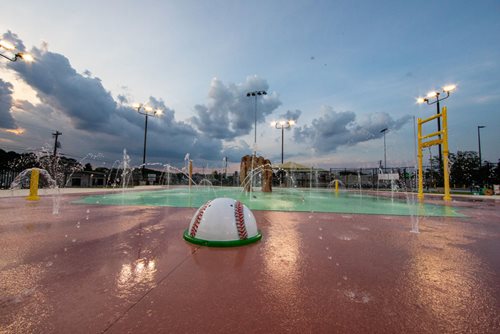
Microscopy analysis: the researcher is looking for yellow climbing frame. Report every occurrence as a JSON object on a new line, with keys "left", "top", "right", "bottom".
{"left": 417, "top": 106, "right": 451, "bottom": 201}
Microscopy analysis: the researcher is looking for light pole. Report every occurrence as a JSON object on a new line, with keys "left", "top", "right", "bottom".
{"left": 0, "top": 39, "right": 34, "bottom": 62}
{"left": 271, "top": 120, "right": 295, "bottom": 164}
{"left": 246, "top": 90, "right": 267, "bottom": 150}
{"left": 380, "top": 128, "right": 388, "bottom": 171}
{"left": 417, "top": 84, "right": 456, "bottom": 168}
{"left": 477, "top": 125, "right": 485, "bottom": 169}
{"left": 245, "top": 90, "right": 267, "bottom": 191}
{"left": 223, "top": 156, "right": 228, "bottom": 178}
{"left": 134, "top": 103, "right": 163, "bottom": 182}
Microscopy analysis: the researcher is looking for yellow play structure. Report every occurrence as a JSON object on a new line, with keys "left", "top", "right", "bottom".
{"left": 417, "top": 106, "right": 451, "bottom": 201}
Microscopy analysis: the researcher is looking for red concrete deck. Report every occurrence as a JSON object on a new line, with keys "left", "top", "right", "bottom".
{"left": 1, "top": 193, "right": 499, "bottom": 333}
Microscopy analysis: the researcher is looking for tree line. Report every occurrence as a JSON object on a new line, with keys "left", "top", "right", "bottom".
{"left": 426, "top": 151, "right": 499, "bottom": 188}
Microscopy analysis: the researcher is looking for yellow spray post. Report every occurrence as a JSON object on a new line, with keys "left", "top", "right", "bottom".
{"left": 335, "top": 179, "right": 339, "bottom": 193}
{"left": 188, "top": 160, "right": 193, "bottom": 189}
{"left": 26, "top": 168, "right": 40, "bottom": 201}
{"left": 417, "top": 106, "right": 451, "bottom": 201}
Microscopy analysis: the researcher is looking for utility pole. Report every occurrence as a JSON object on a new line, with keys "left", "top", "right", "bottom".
{"left": 52, "top": 131, "right": 62, "bottom": 157}
{"left": 51, "top": 130, "right": 62, "bottom": 186}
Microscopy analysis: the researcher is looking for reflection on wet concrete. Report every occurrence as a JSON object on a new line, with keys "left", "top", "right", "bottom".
{"left": 117, "top": 258, "right": 157, "bottom": 300}
{"left": 405, "top": 224, "right": 500, "bottom": 332}
{"left": 262, "top": 214, "right": 301, "bottom": 298}
{"left": 264, "top": 220, "right": 299, "bottom": 276}
{"left": 259, "top": 212, "right": 309, "bottom": 329}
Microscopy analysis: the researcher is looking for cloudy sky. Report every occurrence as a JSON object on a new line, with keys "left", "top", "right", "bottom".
{"left": 1, "top": 0, "right": 499, "bottom": 171}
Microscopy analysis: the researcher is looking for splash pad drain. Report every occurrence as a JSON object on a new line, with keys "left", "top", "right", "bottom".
{"left": 183, "top": 197, "right": 262, "bottom": 247}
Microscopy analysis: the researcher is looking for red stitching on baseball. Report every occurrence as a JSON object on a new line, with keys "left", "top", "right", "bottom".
{"left": 190, "top": 200, "right": 211, "bottom": 237}
{"left": 234, "top": 201, "right": 248, "bottom": 240}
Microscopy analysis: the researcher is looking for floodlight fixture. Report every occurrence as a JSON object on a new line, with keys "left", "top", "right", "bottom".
{"left": 272, "top": 119, "right": 295, "bottom": 164}
{"left": 426, "top": 91, "right": 438, "bottom": 99}
{"left": 0, "top": 40, "right": 35, "bottom": 63}
{"left": 17, "top": 53, "right": 34, "bottom": 62}
{"left": 442, "top": 84, "right": 457, "bottom": 93}
{"left": 0, "top": 40, "right": 15, "bottom": 50}
{"left": 245, "top": 90, "right": 268, "bottom": 149}
{"left": 416, "top": 97, "right": 426, "bottom": 104}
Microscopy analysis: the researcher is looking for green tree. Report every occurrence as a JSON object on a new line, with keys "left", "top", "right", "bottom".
{"left": 14, "top": 154, "right": 36, "bottom": 171}
{"left": 426, "top": 155, "right": 442, "bottom": 187}
{"left": 449, "top": 151, "right": 479, "bottom": 188}
{"left": 495, "top": 160, "right": 500, "bottom": 183}
{"left": 481, "top": 160, "right": 499, "bottom": 185}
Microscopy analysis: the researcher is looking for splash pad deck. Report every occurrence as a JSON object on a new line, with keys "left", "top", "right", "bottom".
{"left": 1, "top": 188, "right": 498, "bottom": 333}
{"left": 75, "top": 186, "right": 463, "bottom": 217}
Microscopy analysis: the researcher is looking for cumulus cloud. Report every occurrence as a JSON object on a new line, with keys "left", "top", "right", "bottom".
{"left": 294, "top": 105, "right": 411, "bottom": 153}
{"left": 1, "top": 31, "right": 25, "bottom": 52}
{"left": 278, "top": 109, "right": 301, "bottom": 122}
{"left": 190, "top": 76, "right": 282, "bottom": 140}
{"left": 0, "top": 79, "right": 16, "bottom": 129}
{"left": 2, "top": 31, "right": 222, "bottom": 164}
{"left": 116, "top": 94, "right": 128, "bottom": 105}
{"left": 8, "top": 47, "right": 119, "bottom": 133}
{"left": 220, "top": 140, "right": 252, "bottom": 162}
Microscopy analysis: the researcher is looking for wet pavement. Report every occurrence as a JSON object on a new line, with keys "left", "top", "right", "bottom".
{"left": 1, "top": 192, "right": 499, "bottom": 333}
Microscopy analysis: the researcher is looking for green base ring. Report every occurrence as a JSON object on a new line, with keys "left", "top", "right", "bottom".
{"left": 183, "top": 229, "right": 262, "bottom": 247}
